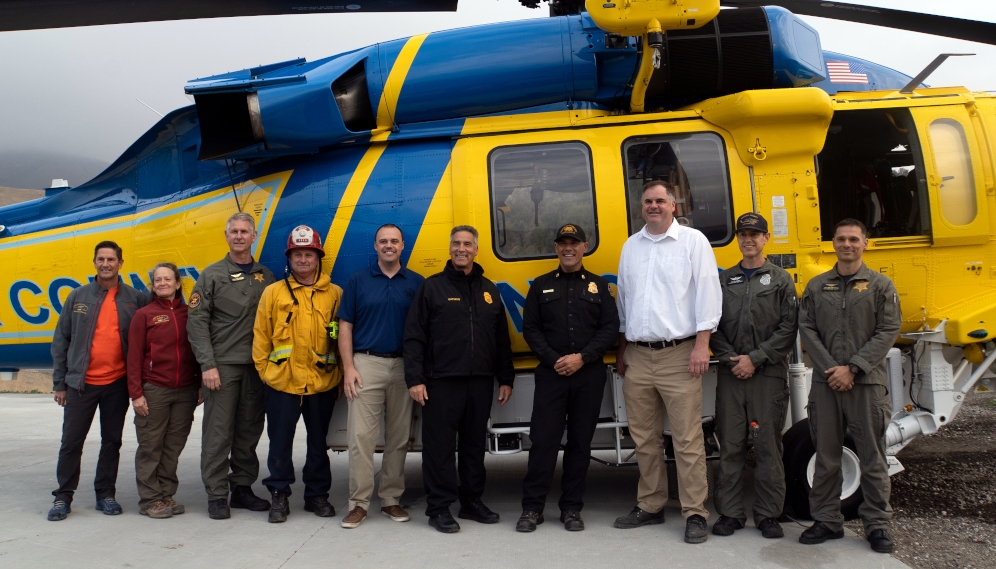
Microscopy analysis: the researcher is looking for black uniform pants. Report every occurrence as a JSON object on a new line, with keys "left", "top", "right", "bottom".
{"left": 53, "top": 377, "right": 130, "bottom": 504}
{"left": 421, "top": 376, "right": 493, "bottom": 517}
{"left": 262, "top": 384, "right": 336, "bottom": 500}
{"left": 522, "top": 363, "right": 606, "bottom": 514}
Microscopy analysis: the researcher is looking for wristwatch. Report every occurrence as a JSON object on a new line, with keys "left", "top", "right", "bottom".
{"left": 848, "top": 364, "right": 861, "bottom": 375}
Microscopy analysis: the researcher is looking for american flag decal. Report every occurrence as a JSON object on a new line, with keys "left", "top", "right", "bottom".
{"left": 827, "top": 61, "right": 869, "bottom": 84}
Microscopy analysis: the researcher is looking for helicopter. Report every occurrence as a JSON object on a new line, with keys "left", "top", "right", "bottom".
{"left": 2, "top": 0, "right": 996, "bottom": 521}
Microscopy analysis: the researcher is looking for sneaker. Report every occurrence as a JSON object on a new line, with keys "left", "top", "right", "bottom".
{"left": 303, "top": 496, "right": 335, "bottom": 517}
{"left": 457, "top": 499, "right": 500, "bottom": 524}
{"left": 47, "top": 500, "right": 71, "bottom": 521}
{"left": 613, "top": 506, "right": 664, "bottom": 529}
{"left": 799, "top": 521, "right": 845, "bottom": 544}
{"left": 208, "top": 498, "right": 231, "bottom": 520}
{"left": 269, "top": 491, "right": 289, "bottom": 523}
{"left": 230, "top": 485, "right": 270, "bottom": 511}
{"left": 162, "top": 497, "right": 185, "bottom": 515}
{"left": 684, "top": 514, "right": 709, "bottom": 544}
{"left": 515, "top": 511, "right": 544, "bottom": 532}
{"left": 96, "top": 496, "right": 123, "bottom": 515}
{"left": 560, "top": 510, "right": 584, "bottom": 532}
{"left": 140, "top": 500, "right": 174, "bottom": 519}
{"left": 867, "top": 529, "right": 895, "bottom": 553}
{"left": 758, "top": 517, "right": 784, "bottom": 539}
{"left": 341, "top": 506, "right": 367, "bottom": 528}
{"left": 380, "top": 505, "right": 410, "bottom": 522}
{"left": 712, "top": 515, "right": 744, "bottom": 536}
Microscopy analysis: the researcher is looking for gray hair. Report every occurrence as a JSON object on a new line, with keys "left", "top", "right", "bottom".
{"left": 226, "top": 212, "right": 257, "bottom": 232}
{"left": 450, "top": 225, "right": 479, "bottom": 244}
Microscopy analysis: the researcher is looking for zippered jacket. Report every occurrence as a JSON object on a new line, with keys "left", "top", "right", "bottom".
{"left": 711, "top": 260, "right": 798, "bottom": 380}
{"left": 127, "top": 296, "right": 200, "bottom": 399}
{"left": 403, "top": 261, "right": 515, "bottom": 388}
{"left": 799, "top": 263, "right": 902, "bottom": 386}
{"left": 51, "top": 280, "right": 148, "bottom": 392}
{"left": 252, "top": 271, "right": 344, "bottom": 395}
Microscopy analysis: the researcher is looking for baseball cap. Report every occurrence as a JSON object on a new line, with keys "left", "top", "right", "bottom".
{"left": 554, "top": 223, "right": 587, "bottom": 243}
{"left": 736, "top": 212, "right": 768, "bottom": 233}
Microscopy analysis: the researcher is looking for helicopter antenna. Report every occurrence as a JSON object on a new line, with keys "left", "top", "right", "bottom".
{"left": 135, "top": 98, "right": 164, "bottom": 117}
{"left": 900, "top": 53, "right": 974, "bottom": 94}
{"left": 225, "top": 159, "right": 243, "bottom": 212}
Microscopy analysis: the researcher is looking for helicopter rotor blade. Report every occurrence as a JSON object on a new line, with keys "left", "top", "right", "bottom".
{"left": 0, "top": 0, "right": 458, "bottom": 32}
{"left": 721, "top": 1, "right": 996, "bottom": 46}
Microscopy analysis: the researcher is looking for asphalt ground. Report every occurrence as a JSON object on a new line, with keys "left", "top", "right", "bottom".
{"left": 0, "top": 393, "right": 909, "bottom": 569}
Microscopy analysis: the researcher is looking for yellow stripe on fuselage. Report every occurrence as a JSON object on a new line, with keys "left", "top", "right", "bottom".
{"left": 372, "top": 33, "right": 429, "bottom": 141}
{"left": 323, "top": 145, "right": 388, "bottom": 271}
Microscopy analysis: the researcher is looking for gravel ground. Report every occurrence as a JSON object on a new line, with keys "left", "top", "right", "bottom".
{"left": 844, "top": 389, "right": 996, "bottom": 569}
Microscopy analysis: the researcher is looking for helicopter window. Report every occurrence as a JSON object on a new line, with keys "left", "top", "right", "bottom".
{"left": 489, "top": 142, "right": 598, "bottom": 260}
{"left": 816, "top": 108, "right": 930, "bottom": 239}
{"left": 929, "top": 118, "right": 977, "bottom": 226}
{"left": 622, "top": 133, "right": 733, "bottom": 244}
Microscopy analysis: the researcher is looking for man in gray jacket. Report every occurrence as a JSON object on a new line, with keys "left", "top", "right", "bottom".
{"left": 798, "top": 218, "right": 901, "bottom": 554}
{"left": 710, "top": 213, "right": 797, "bottom": 540}
{"left": 48, "top": 241, "right": 148, "bottom": 521}
{"left": 188, "top": 212, "right": 275, "bottom": 519}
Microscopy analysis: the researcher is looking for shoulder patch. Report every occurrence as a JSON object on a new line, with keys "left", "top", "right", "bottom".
{"left": 189, "top": 292, "right": 201, "bottom": 308}
{"left": 727, "top": 275, "right": 744, "bottom": 285}
{"left": 822, "top": 282, "right": 840, "bottom": 292}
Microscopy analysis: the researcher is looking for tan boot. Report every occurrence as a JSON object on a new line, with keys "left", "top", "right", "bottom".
{"left": 162, "top": 497, "right": 185, "bottom": 515}
{"left": 140, "top": 501, "right": 174, "bottom": 519}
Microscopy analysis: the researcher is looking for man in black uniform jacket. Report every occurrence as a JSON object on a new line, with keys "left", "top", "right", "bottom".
{"left": 516, "top": 224, "right": 619, "bottom": 533}
{"left": 404, "top": 225, "right": 515, "bottom": 534}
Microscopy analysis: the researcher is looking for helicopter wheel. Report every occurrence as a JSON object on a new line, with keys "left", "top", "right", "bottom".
{"left": 782, "top": 419, "right": 863, "bottom": 521}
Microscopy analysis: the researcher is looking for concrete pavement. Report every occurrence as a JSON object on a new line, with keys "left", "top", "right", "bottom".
{"left": 0, "top": 394, "right": 909, "bottom": 569}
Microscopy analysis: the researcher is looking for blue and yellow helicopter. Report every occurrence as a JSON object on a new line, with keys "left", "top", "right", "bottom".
{"left": 2, "top": 0, "right": 996, "bottom": 519}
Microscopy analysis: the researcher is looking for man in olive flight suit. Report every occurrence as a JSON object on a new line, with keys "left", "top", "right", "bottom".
{"left": 798, "top": 218, "right": 901, "bottom": 554}
{"left": 188, "top": 212, "right": 276, "bottom": 519}
{"left": 710, "top": 213, "right": 797, "bottom": 540}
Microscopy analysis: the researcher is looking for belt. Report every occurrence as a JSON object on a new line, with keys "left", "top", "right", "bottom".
{"left": 358, "top": 350, "right": 403, "bottom": 359}
{"left": 634, "top": 337, "right": 693, "bottom": 350}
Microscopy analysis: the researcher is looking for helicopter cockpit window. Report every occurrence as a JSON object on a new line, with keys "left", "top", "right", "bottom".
{"left": 489, "top": 142, "right": 598, "bottom": 260}
{"left": 816, "top": 108, "right": 931, "bottom": 240}
{"left": 622, "top": 133, "right": 733, "bottom": 244}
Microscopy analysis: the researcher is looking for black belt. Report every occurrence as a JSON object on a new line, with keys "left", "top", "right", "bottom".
{"left": 634, "top": 337, "right": 693, "bottom": 350}
{"left": 358, "top": 350, "right": 403, "bottom": 358}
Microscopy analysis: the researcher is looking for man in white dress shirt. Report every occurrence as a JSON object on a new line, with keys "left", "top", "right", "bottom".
{"left": 613, "top": 180, "right": 722, "bottom": 544}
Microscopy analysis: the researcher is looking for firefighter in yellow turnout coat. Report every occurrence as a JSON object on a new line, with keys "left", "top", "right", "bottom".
{"left": 253, "top": 225, "right": 343, "bottom": 523}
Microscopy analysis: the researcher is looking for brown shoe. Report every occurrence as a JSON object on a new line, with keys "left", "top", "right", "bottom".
{"left": 162, "top": 497, "right": 185, "bottom": 515}
{"left": 381, "top": 505, "right": 410, "bottom": 522}
{"left": 341, "top": 506, "right": 367, "bottom": 529}
{"left": 140, "top": 501, "right": 174, "bottom": 519}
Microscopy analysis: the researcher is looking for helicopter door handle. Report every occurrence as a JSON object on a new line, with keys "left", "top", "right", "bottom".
{"left": 498, "top": 208, "right": 507, "bottom": 247}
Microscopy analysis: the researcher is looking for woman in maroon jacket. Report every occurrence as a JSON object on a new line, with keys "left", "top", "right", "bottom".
{"left": 128, "top": 262, "right": 201, "bottom": 519}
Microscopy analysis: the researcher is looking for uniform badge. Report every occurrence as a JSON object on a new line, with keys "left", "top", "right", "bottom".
{"left": 72, "top": 303, "right": 88, "bottom": 315}
{"left": 727, "top": 275, "right": 744, "bottom": 285}
{"left": 543, "top": 289, "right": 555, "bottom": 293}
{"left": 588, "top": 282, "right": 598, "bottom": 294}
{"left": 854, "top": 281, "right": 869, "bottom": 292}
{"left": 152, "top": 314, "right": 170, "bottom": 325}
{"left": 189, "top": 292, "right": 201, "bottom": 308}
{"left": 230, "top": 272, "right": 245, "bottom": 282}
{"left": 483, "top": 292, "right": 493, "bottom": 304}
{"left": 760, "top": 274, "right": 771, "bottom": 286}
{"left": 254, "top": 272, "right": 265, "bottom": 282}
{"left": 822, "top": 282, "right": 840, "bottom": 292}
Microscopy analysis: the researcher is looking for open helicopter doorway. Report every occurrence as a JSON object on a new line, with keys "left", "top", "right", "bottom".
{"left": 816, "top": 108, "right": 931, "bottom": 240}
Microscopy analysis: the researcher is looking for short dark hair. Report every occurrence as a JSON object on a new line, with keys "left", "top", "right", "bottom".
{"left": 375, "top": 223, "right": 404, "bottom": 242}
{"left": 642, "top": 180, "right": 677, "bottom": 202}
{"left": 93, "top": 240, "right": 123, "bottom": 261}
{"left": 834, "top": 218, "right": 867, "bottom": 237}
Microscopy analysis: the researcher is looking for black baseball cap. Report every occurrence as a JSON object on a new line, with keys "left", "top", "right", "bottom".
{"left": 554, "top": 223, "right": 587, "bottom": 242}
{"left": 736, "top": 212, "right": 768, "bottom": 233}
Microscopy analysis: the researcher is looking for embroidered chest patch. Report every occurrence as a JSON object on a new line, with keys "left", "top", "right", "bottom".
{"left": 254, "top": 272, "right": 265, "bottom": 282}
{"left": 853, "top": 281, "right": 869, "bottom": 292}
{"left": 72, "top": 303, "right": 88, "bottom": 315}
{"left": 152, "top": 314, "right": 171, "bottom": 325}
{"left": 822, "top": 282, "right": 840, "bottom": 292}
{"left": 760, "top": 274, "right": 771, "bottom": 286}
{"left": 230, "top": 272, "right": 245, "bottom": 282}
{"left": 727, "top": 275, "right": 744, "bottom": 285}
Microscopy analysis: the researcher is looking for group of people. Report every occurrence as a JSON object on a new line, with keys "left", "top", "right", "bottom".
{"left": 45, "top": 180, "right": 901, "bottom": 555}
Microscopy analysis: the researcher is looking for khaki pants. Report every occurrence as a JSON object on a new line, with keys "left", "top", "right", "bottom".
{"left": 134, "top": 383, "right": 198, "bottom": 510}
{"left": 347, "top": 354, "right": 413, "bottom": 511}
{"left": 623, "top": 342, "right": 709, "bottom": 518}
{"left": 808, "top": 381, "right": 892, "bottom": 533}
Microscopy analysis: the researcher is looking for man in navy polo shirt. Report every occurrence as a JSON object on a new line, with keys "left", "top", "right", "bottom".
{"left": 338, "top": 224, "right": 424, "bottom": 529}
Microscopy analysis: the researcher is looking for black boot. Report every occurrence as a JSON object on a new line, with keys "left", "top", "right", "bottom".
{"left": 304, "top": 496, "right": 335, "bottom": 517}
{"left": 207, "top": 498, "right": 230, "bottom": 520}
{"left": 269, "top": 491, "right": 289, "bottom": 523}
{"left": 230, "top": 485, "right": 270, "bottom": 511}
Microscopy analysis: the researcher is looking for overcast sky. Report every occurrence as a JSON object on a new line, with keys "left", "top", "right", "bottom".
{"left": 0, "top": 0, "right": 993, "bottom": 178}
